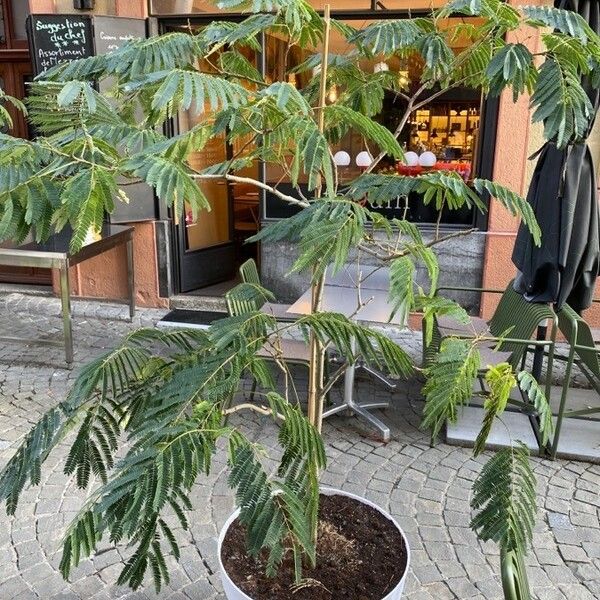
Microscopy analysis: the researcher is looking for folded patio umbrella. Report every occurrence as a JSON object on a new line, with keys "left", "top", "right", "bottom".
{"left": 512, "top": 0, "right": 600, "bottom": 314}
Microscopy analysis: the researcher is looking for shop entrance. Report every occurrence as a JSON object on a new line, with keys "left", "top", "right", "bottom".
{"left": 169, "top": 21, "right": 260, "bottom": 294}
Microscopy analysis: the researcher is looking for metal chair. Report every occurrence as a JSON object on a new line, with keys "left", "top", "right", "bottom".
{"left": 225, "top": 287, "right": 314, "bottom": 404}
{"left": 239, "top": 258, "right": 261, "bottom": 286}
{"left": 238, "top": 259, "right": 301, "bottom": 322}
{"left": 423, "top": 281, "right": 558, "bottom": 451}
{"left": 552, "top": 304, "right": 600, "bottom": 457}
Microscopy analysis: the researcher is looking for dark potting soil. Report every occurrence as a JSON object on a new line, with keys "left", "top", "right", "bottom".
{"left": 221, "top": 494, "right": 408, "bottom": 600}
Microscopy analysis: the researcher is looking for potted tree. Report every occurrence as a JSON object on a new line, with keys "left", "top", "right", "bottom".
{"left": 0, "top": 0, "right": 597, "bottom": 597}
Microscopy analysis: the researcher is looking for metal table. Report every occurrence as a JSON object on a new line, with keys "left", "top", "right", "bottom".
{"left": 0, "top": 225, "right": 135, "bottom": 364}
{"left": 288, "top": 265, "right": 406, "bottom": 442}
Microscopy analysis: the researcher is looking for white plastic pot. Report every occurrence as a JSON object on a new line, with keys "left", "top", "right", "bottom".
{"left": 218, "top": 487, "right": 411, "bottom": 600}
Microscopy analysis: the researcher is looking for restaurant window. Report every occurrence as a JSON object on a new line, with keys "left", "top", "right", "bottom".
{"left": 156, "top": 6, "right": 494, "bottom": 228}
{"left": 262, "top": 16, "right": 486, "bottom": 226}
{"left": 151, "top": 0, "right": 443, "bottom": 14}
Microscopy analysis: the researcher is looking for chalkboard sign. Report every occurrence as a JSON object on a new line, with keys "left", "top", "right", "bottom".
{"left": 92, "top": 17, "right": 153, "bottom": 224}
{"left": 27, "top": 15, "right": 94, "bottom": 76}
{"left": 93, "top": 16, "right": 146, "bottom": 56}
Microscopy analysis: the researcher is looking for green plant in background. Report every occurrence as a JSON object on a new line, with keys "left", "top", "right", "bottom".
{"left": 0, "top": 0, "right": 597, "bottom": 596}
{"left": 0, "top": 87, "right": 26, "bottom": 130}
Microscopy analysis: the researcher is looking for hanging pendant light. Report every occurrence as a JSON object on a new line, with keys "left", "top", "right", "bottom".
{"left": 356, "top": 151, "right": 373, "bottom": 168}
{"left": 333, "top": 151, "right": 351, "bottom": 166}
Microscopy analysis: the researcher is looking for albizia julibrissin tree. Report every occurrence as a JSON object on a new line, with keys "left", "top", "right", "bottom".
{"left": 0, "top": 0, "right": 597, "bottom": 597}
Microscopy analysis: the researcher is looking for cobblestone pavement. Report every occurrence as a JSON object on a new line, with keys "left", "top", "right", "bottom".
{"left": 0, "top": 295, "right": 598, "bottom": 600}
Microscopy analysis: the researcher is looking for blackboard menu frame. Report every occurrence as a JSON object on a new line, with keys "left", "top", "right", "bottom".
{"left": 27, "top": 14, "right": 95, "bottom": 77}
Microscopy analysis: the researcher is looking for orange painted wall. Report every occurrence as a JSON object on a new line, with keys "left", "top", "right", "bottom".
{"left": 51, "top": 223, "right": 168, "bottom": 308}
{"left": 482, "top": 0, "right": 600, "bottom": 325}
{"left": 480, "top": 0, "right": 544, "bottom": 319}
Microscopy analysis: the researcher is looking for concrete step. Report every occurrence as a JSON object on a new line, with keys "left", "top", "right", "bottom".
{"left": 446, "top": 401, "right": 600, "bottom": 463}
{"left": 169, "top": 294, "right": 227, "bottom": 312}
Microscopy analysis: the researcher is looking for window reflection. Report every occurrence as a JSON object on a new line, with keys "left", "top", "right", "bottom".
{"left": 177, "top": 38, "right": 260, "bottom": 257}
{"left": 10, "top": 0, "right": 29, "bottom": 41}
{"left": 173, "top": 12, "right": 486, "bottom": 226}
{"left": 263, "top": 17, "right": 483, "bottom": 224}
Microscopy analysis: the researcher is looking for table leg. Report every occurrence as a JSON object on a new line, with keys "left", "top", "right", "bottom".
{"left": 59, "top": 260, "right": 73, "bottom": 365}
{"left": 359, "top": 364, "right": 397, "bottom": 390}
{"left": 126, "top": 238, "right": 135, "bottom": 320}
{"left": 322, "top": 336, "right": 391, "bottom": 442}
{"left": 343, "top": 353, "right": 356, "bottom": 413}
{"left": 353, "top": 405, "right": 391, "bottom": 443}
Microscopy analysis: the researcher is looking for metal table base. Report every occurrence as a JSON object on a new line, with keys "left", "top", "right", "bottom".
{"left": 323, "top": 339, "right": 397, "bottom": 442}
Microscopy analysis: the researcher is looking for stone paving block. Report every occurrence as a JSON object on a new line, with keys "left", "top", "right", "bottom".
{"left": 412, "top": 564, "right": 443, "bottom": 584}
{"left": 0, "top": 297, "right": 597, "bottom": 599}
{"left": 447, "top": 576, "right": 480, "bottom": 598}
{"left": 559, "top": 544, "right": 590, "bottom": 563}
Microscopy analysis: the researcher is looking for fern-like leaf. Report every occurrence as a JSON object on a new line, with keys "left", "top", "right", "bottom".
{"left": 473, "top": 179, "right": 541, "bottom": 246}
{"left": 423, "top": 338, "right": 480, "bottom": 440}
{"left": 471, "top": 442, "right": 537, "bottom": 555}
{"left": 474, "top": 362, "right": 517, "bottom": 455}
{"left": 517, "top": 372, "right": 554, "bottom": 446}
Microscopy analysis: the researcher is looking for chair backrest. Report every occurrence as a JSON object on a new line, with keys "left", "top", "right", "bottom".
{"left": 488, "top": 282, "right": 556, "bottom": 365}
{"left": 225, "top": 288, "right": 260, "bottom": 317}
{"left": 558, "top": 304, "right": 600, "bottom": 380}
{"left": 239, "top": 259, "right": 261, "bottom": 286}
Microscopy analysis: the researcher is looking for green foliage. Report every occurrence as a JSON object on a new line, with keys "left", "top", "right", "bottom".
{"left": 523, "top": 6, "right": 597, "bottom": 43}
{"left": 531, "top": 58, "right": 593, "bottom": 147}
{"left": 486, "top": 44, "right": 536, "bottom": 100}
{"left": 1, "top": 0, "right": 598, "bottom": 594}
{"left": 299, "top": 311, "right": 414, "bottom": 378}
{"left": 347, "top": 172, "right": 486, "bottom": 213}
{"left": 0, "top": 309, "right": 328, "bottom": 590}
{"left": 474, "top": 363, "right": 517, "bottom": 455}
{"left": 126, "top": 69, "right": 249, "bottom": 115}
{"left": 252, "top": 199, "right": 371, "bottom": 280}
{"left": 389, "top": 256, "right": 415, "bottom": 323}
{"left": 124, "top": 154, "right": 210, "bottom": 220}
{"left": 324, "top": 105, "right": 404, "bottom": 159}
{"left": 471, "top": 443, "right": 537, "bottom": 556}
{"left": 350, "top": 19, "right": 429, "bottom": 55}
{"left": 418, "top": 295, "right": 471, "bottom": 347}
{"left": 229, "top": 393, "right": 325, "bottom": 579}
{"left": 517, "top": 372, "right": 554, "bottom": 446}
{"left": 422, "top": 338, "right": 480, "bottom": 440}
{"left": 473, "top": 180, "right": 541, "bottom": 246}
{"left": 0, "top": 88, "right": 26, "bottom": 128}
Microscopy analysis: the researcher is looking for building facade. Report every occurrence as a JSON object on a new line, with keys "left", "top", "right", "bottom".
{"left": 7, "top": 0, "right": 600, "bottom": 323}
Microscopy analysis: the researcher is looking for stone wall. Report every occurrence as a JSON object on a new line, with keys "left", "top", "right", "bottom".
{"left": 261, "top": 228, "right": 486, "bottom": 313}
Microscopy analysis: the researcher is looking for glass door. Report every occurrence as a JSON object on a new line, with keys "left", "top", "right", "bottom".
{"left": 175, "top": 110, "right": 236, "bottom": 291}
{"left": 172, "top": 25, "right": 260, "bottom": 293}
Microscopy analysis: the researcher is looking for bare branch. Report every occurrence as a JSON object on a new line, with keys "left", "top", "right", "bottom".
{"left": 359, "top": 227, "right": 477, "bottom": 261}
{"left": 192, "top": 173, "right": 310, "bottom": 208}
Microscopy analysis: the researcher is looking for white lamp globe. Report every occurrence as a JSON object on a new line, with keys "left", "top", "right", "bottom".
{"left": 418, "top": 151, "right": 437, "bottom": 168}
{"left": 355, "top": 151, "right": 373, "bottom": 168}
{"left": 404, "top": 151, "right": 419, "bottom": 167}
{"left": 333, "top": 150, "right": 351, "bottom": 166}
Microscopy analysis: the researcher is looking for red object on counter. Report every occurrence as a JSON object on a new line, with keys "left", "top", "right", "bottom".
{"left": 397, "top": 161, "right": 472, "bottom": 181}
